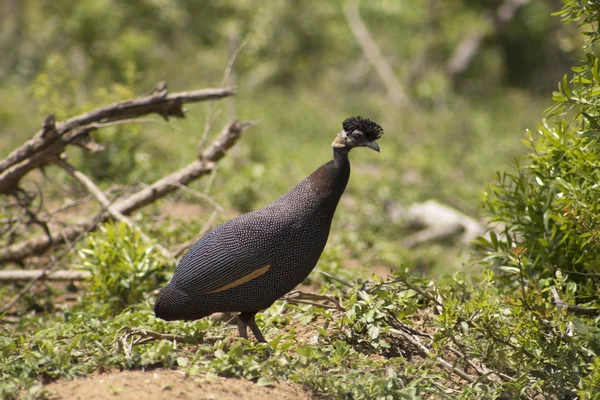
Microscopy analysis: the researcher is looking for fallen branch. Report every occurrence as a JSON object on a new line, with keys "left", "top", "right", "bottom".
{"left": 55, "top": 157, "right": 174, "bottom": 260}
{"left": 391, "top": 326, "right": 477, "bottom": 384}
{"left": 0, "top": 211, "right": 105, "bottom": 314}
{"left": 0, "top": 269, "right": 91, "bottom": 282}
{"left": 111, "top": 326, "right": 223, "bottom": 356}
{"left": 0, "top": 120, "right": 253, "bottom": 264}
{"left": 282, "top": 290, "right": 345, "bottom": 311}
{"left": 0, "top": 86, "right": 235, "bottom": 194}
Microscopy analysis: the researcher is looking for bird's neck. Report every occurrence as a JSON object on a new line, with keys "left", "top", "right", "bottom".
{"left": 307, "top": 147, "right": 350, "bottom": 212}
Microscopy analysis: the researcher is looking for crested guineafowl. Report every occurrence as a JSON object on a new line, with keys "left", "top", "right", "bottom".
{"left": 155, "top": 116, "right": 384, "bottom": 342}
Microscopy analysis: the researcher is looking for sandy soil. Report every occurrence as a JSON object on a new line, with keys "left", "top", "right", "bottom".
{"left": 45, "top": 369, "right": 319, "bottom": 400}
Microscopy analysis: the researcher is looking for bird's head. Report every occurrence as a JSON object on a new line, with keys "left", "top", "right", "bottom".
{"left": 332, "top": 116, "right": 383, "bottom": 152}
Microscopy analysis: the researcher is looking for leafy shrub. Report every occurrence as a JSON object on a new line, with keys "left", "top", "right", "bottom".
{"left": 480, "top": 1, "right": 600, "bottom": 305}
{"left": 78, "top": 222, "right": 171, "bottom": 316}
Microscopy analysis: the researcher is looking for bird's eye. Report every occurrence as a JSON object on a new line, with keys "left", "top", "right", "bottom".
{"left": 352, "top": 132, "right": 362, "bottom": 141}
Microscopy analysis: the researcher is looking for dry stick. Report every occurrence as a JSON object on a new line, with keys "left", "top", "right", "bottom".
{"left": 344, "top": 0, "right": 409, "bottom": 107}
{"left": 283, "top": 290, "right": 345, "bottom": 311}
{"left": 317, "top": 269, "right": 353, "bottom": 288}
{"left": 0, "top": 270, "right": 90, "bottom": 282}
{"left": 41, "top": 194, "right": 94, "bottom": 218}
{"left": 395, "top": 280, "right": 516, "bottom": 384}
{"left": 0, "top": 120, "right": 253, "bottom": 264}
{"left": 392, "top": 327, "right": 477, "bottom": 384}
{"left": 393, "top": 276, "right": 443, "bottom": 308}
{"left": 168, "top": 181, "right": 224, "bottom": 258}
{"left": 55, "top": 157, "right": 174, "bottom": 260}
{"left": 0, "top": 211, "right": 105, "bottom": 314}
{"left": 167, "top": 181, "right": 224, "bottom": 212}
{"left": 0, "top": 86, "right": 235, "bottom": 194}
{"left": 386, "top": 312, "right": 507, "bottom": 388}
{"left": 445, "top": 346, "right": 513, "bottom": 384}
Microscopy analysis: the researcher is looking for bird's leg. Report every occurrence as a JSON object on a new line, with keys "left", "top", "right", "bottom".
{"left": 237, "top": 315, "right": 249, "bottom": 339}
{"left": 238, "top": 311, "right": 267, "bottom": 343}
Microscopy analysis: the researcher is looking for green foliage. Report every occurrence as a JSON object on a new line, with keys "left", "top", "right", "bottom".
{"left": 78, "top": 222, "right": 171, "bottom": 316}
{"left": 481, "top": 0, "right": 600, "bottom": 304}
{"left": 4, "top": 272, "right": 599, "bottom": 399}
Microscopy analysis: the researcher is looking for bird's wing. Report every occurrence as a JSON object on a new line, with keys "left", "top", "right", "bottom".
{"left": 171, "top": 223, "right": 271, "bottom": 296}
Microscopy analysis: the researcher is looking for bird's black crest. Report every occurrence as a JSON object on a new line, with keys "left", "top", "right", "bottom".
{"left": 342, "top": 116, "right": 384, "bottom": 141}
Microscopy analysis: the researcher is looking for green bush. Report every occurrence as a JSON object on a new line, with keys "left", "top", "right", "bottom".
{"left": 480, "top": 1, "right": 600, "bottom": 305}
{"left": 78, "top": 222, "right": 171, "bottom": 316}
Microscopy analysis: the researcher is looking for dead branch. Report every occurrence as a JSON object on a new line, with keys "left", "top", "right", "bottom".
{"left": 282, "top": 290, "right": 345, "bottom": 311}
{"left": 0, "top": 86, "right": 235, "bottom": 194}
{"left": 344, "top": 0, "right": 409, "bottom": 107}
{"left": 390, "top": 326, "right": 477, "bottom": 384}
{"left": 0, "top": 211, "right": 105, "bottom": 314}
{"left": 0, "top": 269, "right": 90, "bottom": 281}
{"left": 0, "top": 120, "right": 252, "bottom": 264}
{"left": 55, "top": 157, "right": 174, "bottom": 260}
{"left": 114, "top": 120, "right": 253, "bottom": 215}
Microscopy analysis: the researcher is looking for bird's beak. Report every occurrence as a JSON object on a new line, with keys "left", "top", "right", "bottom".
{"left": 364, "top": 140, "right": 380, "bottom": 153}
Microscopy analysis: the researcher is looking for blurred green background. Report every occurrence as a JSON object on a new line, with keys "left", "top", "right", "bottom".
{"left": 0, "top": 0, "right": 581, "bottom": 276}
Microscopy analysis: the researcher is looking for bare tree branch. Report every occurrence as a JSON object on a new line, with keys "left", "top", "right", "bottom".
{"left": 0, "top": 211, "right": 105, "bottom": 314}
{"left": 344, "top": 0, "right": 409, "bottom": 107}
{"left": 0, "top": 120, "right": 253, "bottom": 264}
{"left": 55, "top": 157, "right": 174, "bottom": 260}
{"left": 0, "top": 86, "right": 235, "bottom": 194}
{"left": 0, "top": 269, "right": 91, "bottom": 281}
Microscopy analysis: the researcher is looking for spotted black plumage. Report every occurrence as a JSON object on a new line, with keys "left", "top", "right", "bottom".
{"left": 155, "top": 117, "right": 384, "bottom": 342}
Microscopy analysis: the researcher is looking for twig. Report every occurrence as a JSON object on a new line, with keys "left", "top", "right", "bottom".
{"left": 0, "top": 211, "right": 104, "bottom": 314}
{"left": 55, "top": 157, "right": 174, "bottom": 260}
{"left": 386, "top": 276, "right": 443, "bottom": 308}
{"left": 41, "top": 194, "right": 94, "bottom": 218}
{"left": 0, "top": 85, "right": 235, "bottom": 194}
{"left": 0, "top": 269, "right": 91, "bottom": 281}
{"left": 167, "top": 181, "right": 224, "bottom": 212}
{"left": 391, "top": 327, "right": 477, "bottom": 383}
{"left": 344, "top": 0, "right": 409, "bottom": 107}
{"left": 222, "top": 38, "right": 248, "bottom": 87}
{"left": 111, "top": 326, "right": 221, "bottom": 356}
{"left": 317, "top": 269, "right": 354, "bottom": 288}
{"left": 0, "top": 120, "right": 253, "bottom": 264}
{"left": 282, "top": 290, "right": 345, "bottom": 311}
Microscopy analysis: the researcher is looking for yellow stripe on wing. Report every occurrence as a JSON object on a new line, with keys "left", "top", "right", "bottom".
{"left": 206, "top": 264, "right": 271, "bottom": 294}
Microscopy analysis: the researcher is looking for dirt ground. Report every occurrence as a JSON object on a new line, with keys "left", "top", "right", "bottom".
{"left": 44, "top": 369, "right": 319, "bottom": 400}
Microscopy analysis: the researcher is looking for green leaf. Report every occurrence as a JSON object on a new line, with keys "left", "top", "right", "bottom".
{"left": 256, "top": 377, "right": 274, "bottom": 387}
{"left": 177, "top": 357, "right": 188, "bottom": 367}
{"left": 368, "top": 325, "right": 380, "bottom": 340}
